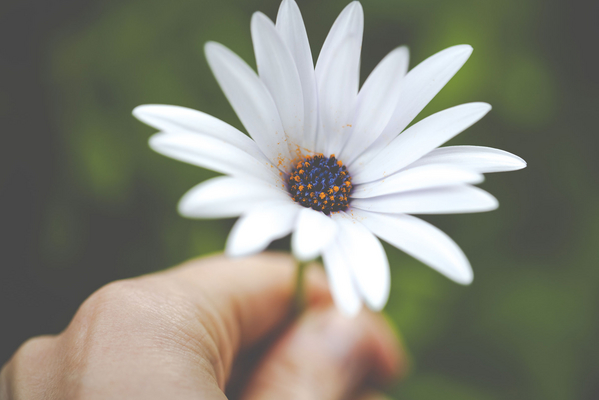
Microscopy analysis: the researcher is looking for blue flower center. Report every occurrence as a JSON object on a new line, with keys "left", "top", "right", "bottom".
{"left": 287, "top": 155, "right": 352, "bottom": 215}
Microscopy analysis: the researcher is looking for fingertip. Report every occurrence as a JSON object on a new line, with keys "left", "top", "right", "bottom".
{"left": 364, "top": 311, "right": 409, "bottom": 384}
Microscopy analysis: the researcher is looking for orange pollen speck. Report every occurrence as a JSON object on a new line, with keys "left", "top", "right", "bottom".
{"left": 294, "top": 176, "right": 301, "bottom": 182}
{"left": 298, "top": 185, "right": 304, "bottom": 191}
{"left": 319, "top": 192, "right": 326, "bottom": 199}
{"left": 334, "top": 186, "right": 339, "bottom": 192}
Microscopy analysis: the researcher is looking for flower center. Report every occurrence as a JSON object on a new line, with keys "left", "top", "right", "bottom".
{"left": 287, "top": 154, "right": 352, "bottom": 215}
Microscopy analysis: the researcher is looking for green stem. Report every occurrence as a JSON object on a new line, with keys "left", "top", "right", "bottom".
{"left": 293, "top": 260, "right": 308, "bottom": 314}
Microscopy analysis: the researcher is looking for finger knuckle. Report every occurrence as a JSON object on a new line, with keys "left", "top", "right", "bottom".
{"left": 3, "top": 335, "right": 58, "bottom": 397}
{"left": 82, "top": 279, "right": 160, "bottom": 318}
{"left": 15, "top": 335, "right": 56, "bottom": 360}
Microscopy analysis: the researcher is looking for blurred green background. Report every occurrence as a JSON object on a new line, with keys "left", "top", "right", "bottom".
{"left": 1, "top": 0, "right": 598, "bottom": 398}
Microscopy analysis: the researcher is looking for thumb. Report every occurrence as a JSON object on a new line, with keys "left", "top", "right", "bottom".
{"left": 154, "top": 252, "right": 329, "bottom": 389}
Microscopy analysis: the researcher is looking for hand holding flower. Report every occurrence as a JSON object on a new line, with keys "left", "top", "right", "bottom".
{"left": 1, "top": 254, "right": 403, "bottom": 399}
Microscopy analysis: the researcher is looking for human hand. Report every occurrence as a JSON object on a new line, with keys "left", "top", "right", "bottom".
{"left": 0, "top": 253, "right": 405, "bottom": 399}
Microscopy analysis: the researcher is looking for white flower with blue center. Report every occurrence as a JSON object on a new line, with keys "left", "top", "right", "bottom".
{"left": 133, "top": 0, "right": 526, "bottom": 316}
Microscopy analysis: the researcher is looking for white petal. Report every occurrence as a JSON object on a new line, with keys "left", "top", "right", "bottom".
{"left": 132, "top": 105, "right": 269, "bottom": 164}
{"left": 204, "top": 42, "right": 292, "bottom": 169}
{"left": 314, "top": 1, "right": 363, "bottom": 155}
{"left": 352, "top": 45, "right": 473, "bottom": 166}
{"left": 149, "top": 132, "right": 282, "bottom": 186}
{"left": 315, "top": 1, "right": 363, "bottom": 79}
{"left": 292, "top": 208, "right": 338, "bottom": 261}
{"left": 353, "top": 103, "right": 492, "bottom": 184}
{"left": 331, "top": 213, "right": 390, "bottom": 311}
{"left": 340, "top": 46, "right": 410, "bottom": 163}
{"left": 322, "top": 240, "right": 362, "bottom": 317}
{"left": 407, "top": 145, "right": 527, "bottom": 173}
{"left": 178, "top": 176, "right": 289, "bottom": 219}
{"left": 351, "top": 185, "right": 499, "bottom": 214}
{"left": 252, "top": 12, "right": 305, "bottom": 155}
{"left": 351, "top": 164, "right": 483, "bottom": 199}
{"left": 226, "top": 201, "right": 300, "bottom": 258}
{"left": 276, "top": 0, "right": 318, "bottom": 150}
{"left": 352, "top": 209, "right": 473, "bottom": 284}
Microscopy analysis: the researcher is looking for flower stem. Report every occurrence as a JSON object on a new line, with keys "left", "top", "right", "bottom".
{"left": 293, "top": 260, "right": 308, "bottom": 314}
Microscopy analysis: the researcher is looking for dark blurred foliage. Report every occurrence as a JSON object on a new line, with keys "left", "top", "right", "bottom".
{"left": 1, "top": 0, "right": 598, "bottom": 398}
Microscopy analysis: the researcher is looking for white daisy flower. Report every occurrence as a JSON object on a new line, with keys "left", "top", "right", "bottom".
{"left": 133, "top": 0, "right": 526, "bottom": 316}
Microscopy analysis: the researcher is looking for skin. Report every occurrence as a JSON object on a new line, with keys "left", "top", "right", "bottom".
{"left": 0, "top": 253, "right": 405, "bottom": 400}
